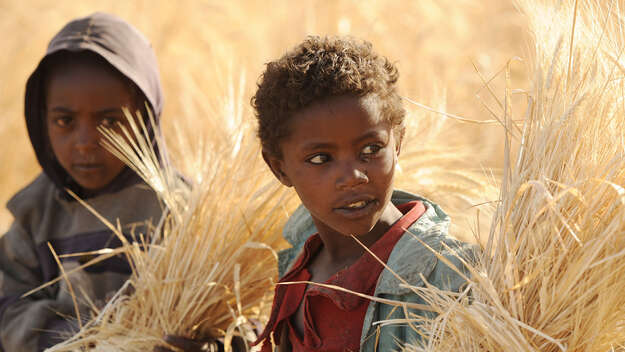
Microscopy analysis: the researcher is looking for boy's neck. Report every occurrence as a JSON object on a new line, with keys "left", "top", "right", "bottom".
{"left": 314, "top": 202, "right": 403, "bottom": 266}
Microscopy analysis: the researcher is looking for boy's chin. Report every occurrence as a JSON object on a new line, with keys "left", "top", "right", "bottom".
{"left": 312, "top": 215, "right": 375, "bottom": 238}
{"left": 332, "top": 220, "right": 378, "bottom": 238}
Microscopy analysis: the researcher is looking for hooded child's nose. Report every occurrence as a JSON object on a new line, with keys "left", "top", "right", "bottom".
{"left": 74, "top": 121, "right": 100, "bottom": 154}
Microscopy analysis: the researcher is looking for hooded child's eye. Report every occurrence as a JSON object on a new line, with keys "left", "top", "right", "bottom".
{"left": 100, "top": 117, "right": 120, "bottom": 128}
{"left": 307, "top": 154, "right": 330, "bottom": 165}
{"left": 52, "top": 116, "right": 73, "bottom": 128}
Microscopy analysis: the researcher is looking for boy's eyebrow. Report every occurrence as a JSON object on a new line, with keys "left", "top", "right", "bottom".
{"left": 301, "top": 142, "right": 336, "bottom": 151}
{"left": 352, "top": 130, "right": 387, "bottom": 145}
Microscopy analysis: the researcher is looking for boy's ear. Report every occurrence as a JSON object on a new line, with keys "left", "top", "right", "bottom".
{"left": 262, "top": 150, "right": 293, "bottom": 187}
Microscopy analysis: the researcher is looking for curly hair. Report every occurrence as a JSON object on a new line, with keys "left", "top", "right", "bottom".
{"left": 252, "top": 36, "right": 406, "bottom": 157}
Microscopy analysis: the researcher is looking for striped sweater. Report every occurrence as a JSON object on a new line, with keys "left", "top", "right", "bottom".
{"left": 0, "top": 173, "right": 162, "bottom": 351}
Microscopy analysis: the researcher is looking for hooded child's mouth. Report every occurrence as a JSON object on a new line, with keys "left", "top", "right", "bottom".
{"left": 73, "top": 163, "right": 104, "bottom": 171}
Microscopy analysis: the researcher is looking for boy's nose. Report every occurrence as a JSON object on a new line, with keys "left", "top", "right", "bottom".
{"left": 336, "top": 163, "right": 369, "bottom": 190}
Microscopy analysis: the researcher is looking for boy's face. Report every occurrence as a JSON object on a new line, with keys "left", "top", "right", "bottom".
{"left": 265, "top": 95, "right": 400, "bottom": 237}
{"left": 45, "top": 62, "right": 136, "bottom": 192}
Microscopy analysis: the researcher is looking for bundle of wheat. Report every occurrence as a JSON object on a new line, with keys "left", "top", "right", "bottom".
{"left": 400, "top": 1, "right": 625, "bottom": 351}
{"left": 44, "top": 108, "right": 297, "bottom": 351}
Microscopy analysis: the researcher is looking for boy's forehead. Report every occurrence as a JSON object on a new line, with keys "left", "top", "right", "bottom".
{"left": 300, "top": 94, "right": 383, "bottom": 121}
{"left": 273, "top": 94, "right": 389, "bottom": 155}
{"left": 286, "top": 95, "right": 390, "bottom": 140}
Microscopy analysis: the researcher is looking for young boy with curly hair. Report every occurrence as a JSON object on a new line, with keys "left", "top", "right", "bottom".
{"left": 252, "top": 36, "right": 474, "bottom": 351}
{"left": 0, "top": 13, "right": 164, "bottom": 352}
{"left": 161, "top": 36, "right": 473, "bottom": 352}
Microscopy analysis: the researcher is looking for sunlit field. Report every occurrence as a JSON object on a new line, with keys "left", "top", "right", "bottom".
{"left": 5, "top": 1, "right": 625, "bottom": 350}
{"left": 0, "top": 0, "right": 529, "bottom": 235}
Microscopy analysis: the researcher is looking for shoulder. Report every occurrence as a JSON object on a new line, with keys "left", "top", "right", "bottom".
{"left": 375, "top": 196, "right": 477, "bottom": 295}
{"left": 282, "top": 204, "right": 316, "bottom": 246}
{"left": 6, "top": 173, "right": 56, "bottom": 223}
{"left": 278, "top": 203, "right": 317, "bottom": 277}
{"left": 365, "top": 228, "right": 477, "bottom": 350}
{"left": 424, "top": 234, "right": 477, "bottom": 292}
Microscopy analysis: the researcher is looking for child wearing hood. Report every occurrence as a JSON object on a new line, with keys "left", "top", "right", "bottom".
{"left": 0, "top": 13, "right": 164, "bottom": 352}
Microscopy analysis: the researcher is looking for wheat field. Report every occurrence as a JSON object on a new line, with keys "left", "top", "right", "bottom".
{"left": 0, "top": 0, "right": 528, "bottom": 236}
{"left": 5, "top": 1, "right": 625, "bottom": 351}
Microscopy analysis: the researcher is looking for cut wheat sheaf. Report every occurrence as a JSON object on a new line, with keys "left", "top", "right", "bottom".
{"left": 401, "top": 0, "right": 625, "bottom": 351}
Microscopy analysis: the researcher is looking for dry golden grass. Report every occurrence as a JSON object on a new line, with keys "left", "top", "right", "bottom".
{"left": 400, "top": 1, "right": 625, "bottom": 350}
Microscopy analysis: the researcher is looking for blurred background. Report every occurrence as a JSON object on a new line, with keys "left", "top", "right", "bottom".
{"left": 0, "top": 0, "right": 531, "bottom": 234}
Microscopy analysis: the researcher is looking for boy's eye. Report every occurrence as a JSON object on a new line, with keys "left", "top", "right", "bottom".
{"left": 307, "top": 154, "right": 330, "bottom": 165}
{"left": 362, "top": 144, "right": 382, "bottom": 156}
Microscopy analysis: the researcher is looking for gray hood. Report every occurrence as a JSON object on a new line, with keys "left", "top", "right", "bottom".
{"left": 24, "top": 12, "right": 164, "bottom": 197}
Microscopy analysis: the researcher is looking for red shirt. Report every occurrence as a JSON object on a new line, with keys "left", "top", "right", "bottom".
{"left": 256, "top": 201, "right": 426, "bottom": 352}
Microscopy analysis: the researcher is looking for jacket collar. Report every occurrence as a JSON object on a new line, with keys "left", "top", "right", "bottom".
{"left": 374, "top": 196, "right": 450, "bottom": 295}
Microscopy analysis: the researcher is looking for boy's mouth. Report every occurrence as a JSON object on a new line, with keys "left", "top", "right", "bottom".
{"left": 334, "top": 198, "right": 378, "bottom": 219}
{"left": 345, "top": 200, "right": 368, "bottom": 209}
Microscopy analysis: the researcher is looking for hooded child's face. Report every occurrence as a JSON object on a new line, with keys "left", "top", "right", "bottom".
{"left": 45, "top": 60, "right": 136, "bottom": 192}
{"left": 265, "top": 95, "right": 400, "bottom": 237}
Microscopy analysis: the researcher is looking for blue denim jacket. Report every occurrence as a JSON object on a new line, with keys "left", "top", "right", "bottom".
{"left": 277, "top": 190, "right": 475, "bottom": 351}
